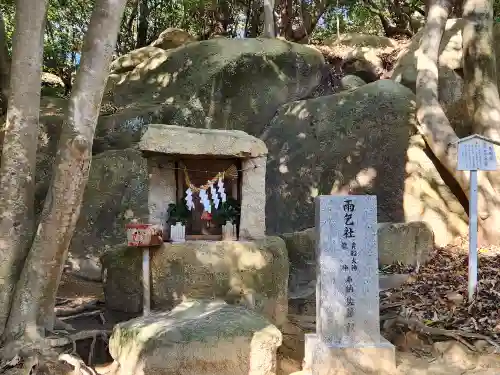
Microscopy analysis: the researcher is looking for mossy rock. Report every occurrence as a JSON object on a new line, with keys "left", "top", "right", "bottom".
{"left": 97, "top": 38, "right": 325, "bottom": 147}
{"left": 109, "top": 300, "right": 282, "bottom": 375}
{"left": 101, "top": 237, "right": 288, "bottom": 326}
{"left": 324, "top": 33, "right": 398, "bottom": 49}
{"left": 264, "top": 80, "right": 416, "bottom": 234}
{"left": 66, "top": 149, "right": 149, "bottom": 281}
{"left": 101, "top": 245, "right": 142, "bottom": 312}
{"left": 109, "top": 46, "right": 166, "bottom": 74}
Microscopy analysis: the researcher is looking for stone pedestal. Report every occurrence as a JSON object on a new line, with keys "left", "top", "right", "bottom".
{"left": 304, "top": 333, "right": 395, "bottom": 375}
{"left": 109, "top": 300, "right": 282, "bottom": 375}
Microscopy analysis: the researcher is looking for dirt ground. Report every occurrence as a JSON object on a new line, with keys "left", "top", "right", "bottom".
{"left": 57, "top": 272, "right": 304, "bottom": 373}
{"left": 57, "top": 272, "right": 500, "bottom": 375}
{"left": 58, "top": 273, "right": 104, "bottom": 300}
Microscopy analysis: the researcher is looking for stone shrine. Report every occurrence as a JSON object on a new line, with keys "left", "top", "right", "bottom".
{"left": 102, "top": 124, "right": 289, "bottom": 328}
{"left": 140, "top": 124, "right": 267, "bottom": 240}
{"left": 304, "top": 195, "right": 395, "bottom": 375}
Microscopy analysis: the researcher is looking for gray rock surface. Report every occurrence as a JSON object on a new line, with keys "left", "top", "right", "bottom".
{"left": 340, "top": 74, "right": 366, "bottom": 91}
{"left": 109, "top": 299, "right": 282, "bottom": 375}
{"left": 378, "top": 221, "right": 434, "bottom": 266}
{"left": 101, "top": 237, "right": 289, "bottom": 326}
{"left": 264, "top": 80, "right": 415, "bottom": 234}
{"left": 139, "top": 124, "right": 268, "bottom": 157}
{"left": 67, "top": 149, "right": 148, "bottom": 281}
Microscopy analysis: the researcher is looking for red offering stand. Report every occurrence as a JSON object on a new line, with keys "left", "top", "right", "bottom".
{"left": 125, "top": 223, "right": 163, "bottom": 316}
{"left": 125, "top": 223, "right": 163, "bottom": 247}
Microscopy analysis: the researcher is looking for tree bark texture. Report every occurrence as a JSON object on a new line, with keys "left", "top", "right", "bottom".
{"left": 0, "top": 9, "right": 10, "bottom": 115}
{"left": 416, "top": 0, "right": 500, "bottom": 244}
{"left": 462, "top": 0, "right": 500, "bottom": 242}
{"left": 1, "top": 0, "right": 127, "bottom": 342}
{"left": 0, "top": 0, "right": 48, "bottom": 338}
{"left": 262, "top": 0, "right": 275, "bottom": 37}
{"left": 136, "top": 0, "right": 149, "bottom": 48}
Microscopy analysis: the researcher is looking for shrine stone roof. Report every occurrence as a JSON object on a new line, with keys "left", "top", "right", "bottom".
{"left": 139, "top": 124, "right": 268, "bottom": 158}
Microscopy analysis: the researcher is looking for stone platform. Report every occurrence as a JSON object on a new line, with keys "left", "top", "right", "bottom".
{"left": 303, "top": 333, "right": 396, "bottom": 375}
{"left": 100, "top": 237, "right": 288, "bottom": 326}
{"left": 109, "top": 299, "right": 282, "bottom": 375}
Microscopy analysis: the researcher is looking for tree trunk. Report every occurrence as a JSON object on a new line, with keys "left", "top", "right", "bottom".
{"left": 416, "top": 0, "right": 500, "bottom": 244}
{"left": 0, "top": 9, "right": 11, "bottom": 116}
{"left": 136, "top": 0, "right": 149, "bottom": 48}
{"left": 1, "top": 0, "right": 127, "bottom": 343}
{"left": 262, "top": 0, "right": 275, "bottom": 37}
{"left": 462, "top": 0, "right": 500, "bottom": 242}
{"left": 0, "top": 0, "right": 48, "bottom": 339}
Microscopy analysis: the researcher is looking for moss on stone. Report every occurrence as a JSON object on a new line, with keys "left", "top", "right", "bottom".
{"left": 103, "top": 238, "right": 288, "bottom": 324}
{"left": 107, "top": 38, "right": 324, "bottom": 137}
{"left": 265, "top": 80, "right": 416, "bottom": 234}
{"left": 112, "top": 300, "right": 279, "bottom": 347}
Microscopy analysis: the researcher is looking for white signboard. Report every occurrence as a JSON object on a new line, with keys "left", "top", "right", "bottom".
{"left": 457, "top": 138, "right": 497, "bottom": 171}
{"left": 454, "top": 134, "right": 500, "bottom": 301}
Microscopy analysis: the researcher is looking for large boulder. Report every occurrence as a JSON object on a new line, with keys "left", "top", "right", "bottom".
{"left": 322, "top": 33, "right": 399, "bottom": 81}
{"left": 339, "top": 74, "right": 366, "bottom": 91}
{"left": 101, "top": 237, "right": 289, "bottom": 327}
{"left": 66, "top": 149, "right": 149, "bottom": 281}
{"left": 149, "top": 27, "right": 196, "bottom": 50}
{"left": 377, "top": 222, "right": 434, "bottom": 266}
{"left": 41, "top": 72, "right": 65, "bottom": 97}
{"left": 264, "top": 80, "right": 415, "bottom": 234}
{"left": 109, "top": 300, "right": 282, "bottom": 375}
{"left": 324, "top": 33, "right": 398, "bottom": 49}
{"left": 392, "top": 18, "right": 466, "bottom": 87}
{"left": 282, "top": 222, "right": 434, "bottom": 303}
{"left": 97, "top": 38, "right": 325, "bottom": 147}
{"left": 403, "top": 135, "right": 468, "bottom": 246}
{"left": 109, "top": 46, "right": 167, "bottom": 75}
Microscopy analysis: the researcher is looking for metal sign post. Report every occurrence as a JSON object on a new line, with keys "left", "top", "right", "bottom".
{"left": 455, "top": 134, "right": 498, "bottom": 302}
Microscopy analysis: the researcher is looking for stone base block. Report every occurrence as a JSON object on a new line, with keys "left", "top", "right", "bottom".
{"left": 109, "top": 300, "right": 282, "bottom": 375}
{"left": 304, "top": 334, "right": 396, "bottom": 375}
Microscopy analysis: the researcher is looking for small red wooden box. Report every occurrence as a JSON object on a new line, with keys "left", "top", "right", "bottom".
{"left": 125, "top": 223, "right": 163, "bottom": 247}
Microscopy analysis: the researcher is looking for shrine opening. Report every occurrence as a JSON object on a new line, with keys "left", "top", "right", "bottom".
{"left": 138, "top": 124, "right": 268, "bottom": 242}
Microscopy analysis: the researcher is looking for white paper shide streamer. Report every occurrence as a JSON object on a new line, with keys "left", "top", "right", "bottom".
{"left": 217, "top": 177, "right": 226, "bottom": 203}
{"left": 185, "top": 188, "right": 194, "bottom": 211}
{"left": 199, "top": 188, "right": 211, "bottom": 213}
{"left": 210, "top": 182, "right": 220, "bottom": 209}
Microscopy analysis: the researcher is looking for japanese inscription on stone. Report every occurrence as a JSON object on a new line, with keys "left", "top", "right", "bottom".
{"left": 315, "top": 195, "right": 381, "bottom": 346}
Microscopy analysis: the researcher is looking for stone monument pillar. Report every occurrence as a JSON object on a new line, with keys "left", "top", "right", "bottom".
{"left": 305, "top": 195, "right": 395, "bottom": 375}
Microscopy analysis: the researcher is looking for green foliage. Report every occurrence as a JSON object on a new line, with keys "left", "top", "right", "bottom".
{"left": 167, "top": 201, "right": 191, "bottom": 225}
{"left": 1, "top": 0, "right": 92, "bottom": 91}
{"left": 313, "top": 4, "right": 384, "bottom": 41}
{"left": 0, "top": 2, "right": 14, "bottom": 52}
{"left": 212, "top": 197, "right": 240, "bottom": 225}
{"left": 4, "top": 0, "right": 500, "bottom": 90}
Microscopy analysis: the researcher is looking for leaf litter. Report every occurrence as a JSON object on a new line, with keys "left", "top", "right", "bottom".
{"left": 380, "top": 243, "right": 500, "bottom": 350}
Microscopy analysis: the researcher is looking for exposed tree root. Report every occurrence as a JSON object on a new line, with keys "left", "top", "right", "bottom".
{"left": 55, "top": 299, "right": 99, "bottom": 317}
{"left": 46, "top": 329, "right": 111, "bottom": 349}
{"left": 381, "top": 314, "right": 500, "bottom": 352}
{"left": 0, "top": 329, "right": 112, "bottom": 375}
